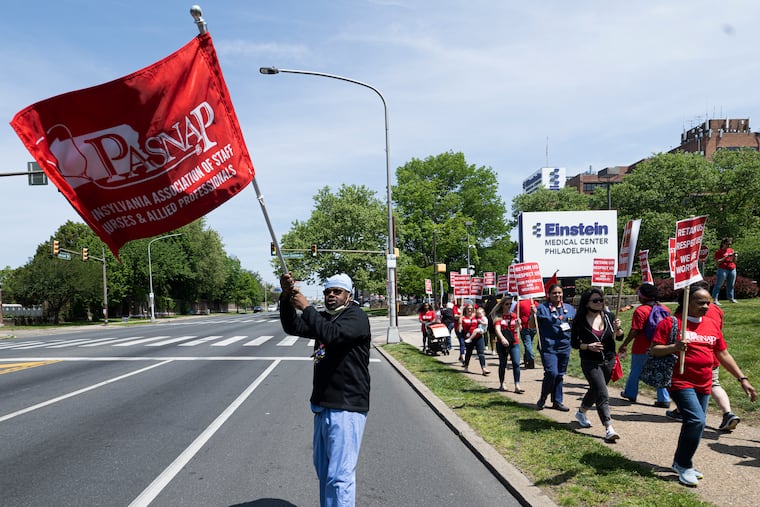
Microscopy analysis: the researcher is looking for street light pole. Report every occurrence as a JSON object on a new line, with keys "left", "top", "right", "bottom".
{"left": 148, "top": 233, "right": 182, "bottom": 322}
{"left": 465, "top": 220, "right": 473, "bottom": 275}
{"left": 259, "top": 66, "right": 400, "bottom": 343}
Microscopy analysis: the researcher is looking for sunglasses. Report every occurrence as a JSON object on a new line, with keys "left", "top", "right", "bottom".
{"left": 589, "top": 298, "right": 604, "bottom": 303}
{"left": 323, "top": 288, "right": 345, "bottom": 296}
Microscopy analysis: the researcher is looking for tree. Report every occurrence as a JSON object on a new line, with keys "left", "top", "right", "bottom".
{"left": 393, "top": 152, "right": 509, "bottom": 293}
{"left": 13, "top": 221, "right": 102, "bottom": 323}
{"left": 274, "top": 184, "right": 387, "bottom": 294}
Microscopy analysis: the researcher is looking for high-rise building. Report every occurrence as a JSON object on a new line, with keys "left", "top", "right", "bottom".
{"left": 521, "top": 167, "right": 566, "bottom": 194}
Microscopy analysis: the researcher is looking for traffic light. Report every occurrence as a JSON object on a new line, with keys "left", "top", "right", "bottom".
{"left": 52, "top": 239, "right": 60, "bottom": 256}
{"left": 270, "top": 241, "right": 277, "bottom": 256}
{"left": 82, "top": 247, "right": 89, "bottom": 262}
{"left": 310, "top": 244, "right": 318, "bottom": 256}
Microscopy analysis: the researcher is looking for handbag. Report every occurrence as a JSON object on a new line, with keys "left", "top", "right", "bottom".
{"left": 639, "top": 317, "right": 679, "bottom": 388}
{"left": 611, "top": 354, "right": 623, "bottom": 382}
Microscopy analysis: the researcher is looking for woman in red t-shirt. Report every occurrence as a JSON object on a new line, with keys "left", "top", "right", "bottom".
{"left": 711, "top": 237, "right": 738, "bottom": 304}
{"left": 418, "top": 303, "right": 436, "bottom": 352}
{"left": 650, "top": 285, "right": 756, "bottom": 486}
{"left": 493, "top": 298, "right": 522, "bottom": 393}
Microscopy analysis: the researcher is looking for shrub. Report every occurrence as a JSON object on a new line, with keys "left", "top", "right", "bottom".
{"left": 651, "top": 275, "right": 757, "bottom": 301}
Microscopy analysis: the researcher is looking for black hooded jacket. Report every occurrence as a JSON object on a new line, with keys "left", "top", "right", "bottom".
{"left": 280, "top": 296, "right": 371, "bottom": 412}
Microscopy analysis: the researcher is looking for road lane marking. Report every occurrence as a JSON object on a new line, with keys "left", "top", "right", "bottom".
{"left": 145, "top": 336, "right": 197, "bottom": 347}
{"left": 113, "top": 336, "right": 171, "bottom": 347}
{"left": 210, "top": 335, "right": 248, "bottom": 347}
{"left": 0, "top": 360, "right": 173, "bottom": 423}
{"left": 178, "top": 336, "right": 223, "bottom": 346}
{"left": 0, "top": 360, "right": 61, "bottom": 374}
{"left": 276, "top": 336, "right": 299, "bottom": 346}
{"left": 79, "top": 336, "right": 144, "bottom": 347}
{"left": 243, "top": 335, "right": 273, "bottom": 346}
{"left": 128, "top": 360, "right": 282, "bottom": 507}
{"left": 3, "top": 356, "right": 381, "bottom": 362}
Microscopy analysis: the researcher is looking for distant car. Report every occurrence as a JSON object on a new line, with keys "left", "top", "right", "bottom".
{"left": 268, "top": 305, "right": 277, "bottom": 312}
{"left": 253, "top": 306, "right": 263, "bottom": 312}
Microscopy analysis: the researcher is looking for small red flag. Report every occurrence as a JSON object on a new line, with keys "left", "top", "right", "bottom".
{"left": 10, "top": 33, "right": 254, "bottom": 257}
{"left": 544, "top": 270, "right": 559, "bottom": 298}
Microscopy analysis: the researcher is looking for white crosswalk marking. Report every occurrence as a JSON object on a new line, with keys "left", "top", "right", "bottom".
{"left": 145, "top": 336, "right": 198, "bottom": 347}
{"left": 13, "top": 339, "right": 76, "bottom": 350}
{"left": 179, "top": 336, "right": 223, "bottom": 347}
{"left": 210, "top": 336, "right": 248, "bottom": 347}
{"left": 80, "top": 337, "right": 143, "bottom": 347}
{"left": 243, "top": 336, "right": 273, "bottom": 346}
{"left": 114, "top": 336, "right": 171, "bottom": 347}
{"left": 0, "top": 341, "right": 43, "bottom": 349}
{"left": 277, "top": 336, "right": 299, "bottom": 346}
{"left": 47, "top": 338, "right": 110, "bottom": 348}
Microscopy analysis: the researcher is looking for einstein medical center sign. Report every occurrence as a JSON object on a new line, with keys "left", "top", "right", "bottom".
{"left": 518, "top": 210, "right": 618, "bottom": 277}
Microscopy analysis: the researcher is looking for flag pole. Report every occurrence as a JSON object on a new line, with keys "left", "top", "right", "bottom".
{"left": 187, "top": 7, "right": 287, "bottom": 274}
{"left": 679, "top": 285, "right": 690, "bottom": 374}
{"left": 252, "top": 178, "right": 289, "bottom": 274}
{"left": 190, "top": 5, "right": 208, "bottom": 34}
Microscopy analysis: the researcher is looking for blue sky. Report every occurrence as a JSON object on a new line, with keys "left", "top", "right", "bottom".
{"left": 2, "top": 1, "right": 759, "bottom": 297}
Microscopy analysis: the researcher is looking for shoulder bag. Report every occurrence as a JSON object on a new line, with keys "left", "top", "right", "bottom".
{"left": 639, "top": 317, "right": 679, "bottom": 388}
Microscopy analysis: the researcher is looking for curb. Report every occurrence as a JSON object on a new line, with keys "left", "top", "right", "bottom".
{"left": 374, "top": 343, "right": 556, "bottom": 507}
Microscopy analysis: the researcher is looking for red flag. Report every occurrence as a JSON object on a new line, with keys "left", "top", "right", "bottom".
{"left": 10, "top": 33, "right": 254, "bottom": 257}
{"left": 544, "top": 270, "right": 559, "bottom": 298}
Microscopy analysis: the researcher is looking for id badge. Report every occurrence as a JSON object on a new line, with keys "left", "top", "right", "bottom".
{"left": 560, "top": 322, "right": 571, "bottom": 332}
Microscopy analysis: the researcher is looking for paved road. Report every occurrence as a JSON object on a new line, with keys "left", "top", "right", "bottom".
{"left": 0, "top": 314, "right": 520, "bottom": 506}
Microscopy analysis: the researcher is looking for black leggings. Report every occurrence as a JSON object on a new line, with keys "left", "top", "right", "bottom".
{"left": 580, "top": 357, "right": 615, "bottom": 426}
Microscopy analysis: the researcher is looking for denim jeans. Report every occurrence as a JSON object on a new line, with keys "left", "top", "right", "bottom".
{"left": 464, "top": 335, "right": 486, "bottom": 369}
{"left": 539, "top": 347, "right": 570, "bottom": 404}
{"left": 312, "top": 405, "right": 367, "bottom": 507}
{"left": 520, "top": 328, "right": 537, "bottom": 363}
{"left": 623, "top": 353, "right": 671, "bottom": 403}
{"left": 669, "top": 389, "right": 710, "bottom": 469}
{"left": 712, "top": 267, "right": 736, "bottom": 302}
{"left": 496, "top": 340, "right": 521, "bottom": 385}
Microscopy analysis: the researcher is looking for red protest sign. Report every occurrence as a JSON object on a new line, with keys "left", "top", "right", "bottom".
{"left": 512, "top": 262, "right": 545, "bottom": 299}
{"left": 11, "top": 34, "right": 254, "bottom": 257}
{"left": 592, "top": 258, "right": 616, "bottom": 287}
{"left": 698, "top": 244, "right": 709, "bottom": 263}
{"left": 639, "top": 250, "right": 653, "bottom": 284}
{"left": 483, "top": 271, "right": 496, "bottom": 288}
{"left": 497, "top": 274, "right": 510, "bottom": 294}
{"left": 668, "top": 238, "right": 676, "bottom": 278}
{"left": 673, "top": 216, "right": 708, "bottom": 289}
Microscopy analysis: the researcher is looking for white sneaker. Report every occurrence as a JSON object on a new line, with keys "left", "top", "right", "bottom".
{"left": 672, "top": 462, "right": 699, "bottom": 486}
{"left": 575, "top": 410, "right": 592, "bottom": 428}
{"left": 604, "top": 426, "right": 620, "bottom": 442}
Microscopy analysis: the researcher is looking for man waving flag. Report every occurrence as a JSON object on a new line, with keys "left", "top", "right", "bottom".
{"left": 10, "top": 33, "right": 254, "bottom": 257}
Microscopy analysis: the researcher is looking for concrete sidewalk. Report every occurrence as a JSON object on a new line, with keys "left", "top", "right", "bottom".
{"left": 371, "top": 315, "right": 760, "bottom": 507}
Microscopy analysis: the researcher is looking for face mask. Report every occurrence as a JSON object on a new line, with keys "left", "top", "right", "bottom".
{"left": 325, "top": 304, "right": 346, "bottom": 315}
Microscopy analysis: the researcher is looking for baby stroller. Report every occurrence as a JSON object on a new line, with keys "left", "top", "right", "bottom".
{"left": 424, "top": 323, "right": 451, "bottom": 355}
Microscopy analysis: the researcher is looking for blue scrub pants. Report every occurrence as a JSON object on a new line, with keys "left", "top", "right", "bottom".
{"left": 312, "top": 405, "right": 367, "bottom": 507}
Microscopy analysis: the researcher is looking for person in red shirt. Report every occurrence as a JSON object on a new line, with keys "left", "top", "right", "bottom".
{"left": 665, "top": 280, "right": 742, "bottom": 431}
{"left": 711, "top": 237, "right": 738, "bottom": 305}
{"left": 511, "top": 298, "right": 539, "bottom": 369}
{"left": 418, "top": 302, "right": 436, "bottom": 352}
{"left": 493, "top": 298, "right": 523, "bottom": 393}
{"left": 650, "top": 285, "right": 756, "bottom": 487}
{"left": 618, "top": 284, "right": 672, "bottom": 407}
{"left": 460, "top": 303, "right": 490, "bottom": 376}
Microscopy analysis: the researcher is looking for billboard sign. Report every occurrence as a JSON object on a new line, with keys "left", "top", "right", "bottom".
{"left": 518, "top": 210, "right": 618, "bottom": 277}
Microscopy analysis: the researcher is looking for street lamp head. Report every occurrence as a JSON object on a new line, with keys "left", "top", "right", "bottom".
{"left": 259, "top": 67, "right": 280, "bottom": 75}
